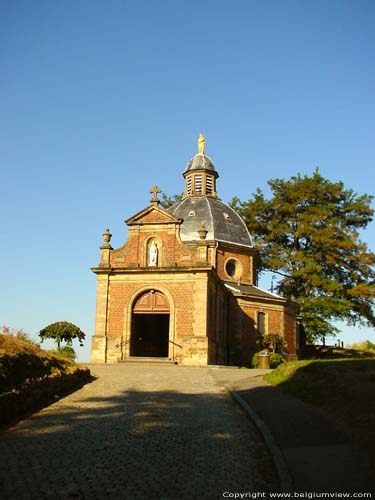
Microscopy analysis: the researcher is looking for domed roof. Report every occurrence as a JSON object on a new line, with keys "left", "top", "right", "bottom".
{"left": 168, "top": 196, "right": 253, "bottom": 247}
{"left": 184, "top": 154, "right": 218, "bottom": 176}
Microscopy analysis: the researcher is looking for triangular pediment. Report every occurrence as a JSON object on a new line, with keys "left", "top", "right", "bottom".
{"left": 125, "top": 204, "right": 182, "bottom": 226}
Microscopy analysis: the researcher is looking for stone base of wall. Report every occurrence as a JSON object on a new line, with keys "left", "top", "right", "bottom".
{"left": 175, "top": 336, "right": 208, "bottom": 366}
{"left": 91, "top": 336, "right": 107, "bottom": 363}
{"left": 106, "top": 336, "right": 123, "bottom": 363}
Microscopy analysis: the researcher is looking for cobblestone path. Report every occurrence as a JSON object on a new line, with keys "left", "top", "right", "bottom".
{"left": 0, "top": 364, "right": 277, "bottom": 499}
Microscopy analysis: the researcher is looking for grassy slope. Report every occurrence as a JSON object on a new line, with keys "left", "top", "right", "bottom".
{"left": 302, "top": 344, "right": 375, "bottom": 360}
{"left": 265, "top": 358, "right": 375, "bottom": 464}
{"left": 0, "top": 334, "right": 91, "bottom": 426}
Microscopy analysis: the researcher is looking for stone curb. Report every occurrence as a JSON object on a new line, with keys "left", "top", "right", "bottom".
{"left": 225, "top": 383, "right": 294, "bottom": 494}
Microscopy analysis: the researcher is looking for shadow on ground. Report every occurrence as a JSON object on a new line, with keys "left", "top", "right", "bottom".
{"left": 231, "top": 362, "right": 375, "bottom": 493}
{"left": 0, "top": 385, "right": 277, "bottom": 499}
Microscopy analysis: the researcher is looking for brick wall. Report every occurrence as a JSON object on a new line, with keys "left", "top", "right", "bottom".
{"left": 109, "top": 226, "right": 205, "bottom": 268}
{"left": 215, "top": 244, "right": 259, "bottom": 285}
{"left": 106, "top": 279, "right": 196, "bottom": 339}
{"left": 284, "top": 311, "right": 297, "bottom": 355}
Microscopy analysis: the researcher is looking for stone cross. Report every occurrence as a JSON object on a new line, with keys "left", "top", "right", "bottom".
{"left": 150, "top": 184, "right": 161, "bottom": 205}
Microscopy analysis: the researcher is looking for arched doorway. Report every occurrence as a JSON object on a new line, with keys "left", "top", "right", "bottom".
{"left": 130, "top": 290, "right": 170, "bottom": 357}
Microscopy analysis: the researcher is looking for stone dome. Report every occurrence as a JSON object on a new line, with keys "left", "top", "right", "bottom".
{"left": 168, "top": 196, "right": 253, "bottom": 247}
{"left": 184, "top": 154, "right": 218, "bottom": 176}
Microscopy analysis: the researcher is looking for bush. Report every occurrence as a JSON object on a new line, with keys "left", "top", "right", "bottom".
{"left": 1, "top": 326, "right": 39, "bottom": 346}
{"left": 256, "top": 333, "right": 287, "bottom": 353}
{"left": 251, "top": 351, "right": 286, "bottom": 369}
{"left": 346, "top": 340, "right": 375, "bottom": 353}
{"left": 48, "top": 346, "right": 76, "bottom": 360}
{"left": 15, "top": 329, "right": 39, "bottom": 346}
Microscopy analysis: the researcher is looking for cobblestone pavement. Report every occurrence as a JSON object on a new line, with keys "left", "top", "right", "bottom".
{"left": 0, "top": 364, "right": 277, "bottom": 499}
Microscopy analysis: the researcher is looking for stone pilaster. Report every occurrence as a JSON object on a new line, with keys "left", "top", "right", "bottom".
{"left": 91, "top": 274, "right": 110, "bottom": 363}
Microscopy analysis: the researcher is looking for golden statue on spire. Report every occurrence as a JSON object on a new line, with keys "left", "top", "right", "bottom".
{"left": 198, "top": 133, "right": 205, "bottom": 155}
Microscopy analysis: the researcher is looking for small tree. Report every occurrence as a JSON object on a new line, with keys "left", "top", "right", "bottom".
{"left": 39, "top": 321, "right": 85, "bottom": 351}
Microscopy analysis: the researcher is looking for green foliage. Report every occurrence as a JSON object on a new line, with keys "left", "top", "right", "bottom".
{"left": 159, "top": 191, "right": 183, "bottom": 209}
{"left": 251, "top": 351, "right": 286, "bottom": 369}
{"left": 257, "top": 333, "right": 287, "bottom": 353}
{"left": 49, "top": 346, "right": 77, "bottom": 360}
{"left": 346, "top": 340, "right": 375, "bottom": 353}
{"left": 302, "top": 344, "right": 375, "bottom": 360}
{"left": 39, "top": 321, "right": 85, "bottom": 351}
{"left": 231, "top": 169, "right": 375, "bottom": 342}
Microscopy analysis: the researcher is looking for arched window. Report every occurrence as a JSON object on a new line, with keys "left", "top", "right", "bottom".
{"left": 257, "top": 311, "right": 266, "bottom": 336}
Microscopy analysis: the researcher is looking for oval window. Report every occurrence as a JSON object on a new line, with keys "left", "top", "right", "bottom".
{"left": 226, "top": 260, "right": 236, "bottom": 277}
{"left": 225, "top": 258, "right": 242, "bottom": 280}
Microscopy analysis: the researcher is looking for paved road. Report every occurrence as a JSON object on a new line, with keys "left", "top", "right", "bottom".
{"left": 0, "top": 364, "right": 277, "bottom": 499}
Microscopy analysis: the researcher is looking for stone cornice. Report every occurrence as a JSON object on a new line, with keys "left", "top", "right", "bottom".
{"left": 91, "top": 265, "right": 213, "bottom": 275}
{"left": 125, "top": 204, "right": 182, "bottom": 226}
{"left": 234, "top": 293, "right": 300, "bottom": 313}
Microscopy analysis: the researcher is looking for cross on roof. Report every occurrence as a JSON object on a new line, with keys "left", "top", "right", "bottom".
{"left": 149, "top": 184, "right": 161, "bottom": 205}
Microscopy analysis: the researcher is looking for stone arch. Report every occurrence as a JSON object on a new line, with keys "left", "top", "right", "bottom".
{"left": 122, "top": 286, "right": 176, "bottom": 360}
{"left": 133, "top": 290, "right": 170, "bottom": 313}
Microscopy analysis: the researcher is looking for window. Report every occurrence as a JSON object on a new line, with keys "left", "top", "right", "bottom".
{"left": 186, "top": 176, "right": 192, "bottom": 195}
{"left": 194, "top": 175, "right": 202, "bottom": 194}
{"left": 226, "top": 260, "right": 236, "bottom": 277}
{"left": 206, "top": 175, "right": 213, "bottom": 195}
{"left": 257, "top": 312, "right": 266, "bottom": 335}
{"left": 225, "top": 258, "right": 243, "bottom": 280}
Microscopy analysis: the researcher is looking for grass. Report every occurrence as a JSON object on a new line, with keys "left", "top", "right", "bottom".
{"left": 302, "top": 344, "right": 375, "bottom": 360}
{"left": 0, "top": 334, "right": 91, "bottom": 427}
{"left": 265, "top": 358, "right": 375, "bottom": 466}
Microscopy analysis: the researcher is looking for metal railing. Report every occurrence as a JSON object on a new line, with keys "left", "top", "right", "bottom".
{"left": 168, "top": 339, "right": 182, "bottom": 349}
{"left": 115, "top": 339, "right": 131, "bottom": 349}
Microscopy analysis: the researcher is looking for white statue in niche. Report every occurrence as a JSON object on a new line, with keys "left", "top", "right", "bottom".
{"left": 149, "top": 241, "right": 158, "bottom": 266}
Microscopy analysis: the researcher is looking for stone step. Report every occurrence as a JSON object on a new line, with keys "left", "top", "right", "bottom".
{"left": 119, "top": 356, "right": 177, "bottom": 365}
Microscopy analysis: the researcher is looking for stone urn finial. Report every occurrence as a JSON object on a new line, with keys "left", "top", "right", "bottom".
{"left": 198, "top": 222, "right": 208, "bottom": 240}
{"left": 101, "top": 228, "right": 112, "bottom": 249}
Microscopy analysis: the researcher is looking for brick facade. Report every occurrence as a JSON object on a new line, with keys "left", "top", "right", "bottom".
{"left": 91, "top": 146, "right": 300, "bottom": 366}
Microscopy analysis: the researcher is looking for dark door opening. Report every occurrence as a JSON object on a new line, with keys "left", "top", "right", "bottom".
{"left": 130, "top": 314, "right": 169, "bottom": 357}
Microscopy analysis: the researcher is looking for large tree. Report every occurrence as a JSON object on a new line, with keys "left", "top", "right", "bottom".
{"left": 231, "top": 169, "right": 375, "bottom": 341}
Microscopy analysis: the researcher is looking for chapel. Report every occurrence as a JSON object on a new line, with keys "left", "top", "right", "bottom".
{"left": 91, "top": 136, "right": 300, "bottom": 366}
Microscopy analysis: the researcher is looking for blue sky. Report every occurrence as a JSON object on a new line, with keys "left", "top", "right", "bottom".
{"left": 1, "top": 0, "right": 374, "bottom": 361}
